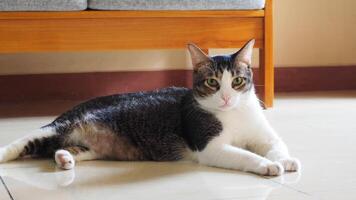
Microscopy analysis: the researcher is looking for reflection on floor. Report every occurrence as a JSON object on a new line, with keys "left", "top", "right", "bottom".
{"left": 1, "top": 91, "right": 356, "bottom": 200}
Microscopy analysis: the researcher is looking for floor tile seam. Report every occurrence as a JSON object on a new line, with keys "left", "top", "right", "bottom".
{"left": 0, "top": 176, "right": 14, "bottom": 200}
{"left": 263, "top": 176, "right": 313, "bottom": 197}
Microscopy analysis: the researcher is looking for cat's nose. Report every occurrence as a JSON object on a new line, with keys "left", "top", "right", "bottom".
{"left": 221, "top": 94, "right": 231, "bottom": 103}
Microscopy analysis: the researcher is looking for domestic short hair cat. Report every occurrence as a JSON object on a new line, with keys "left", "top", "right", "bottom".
{"left": 0, "top": 40, "right": 300, "bottom": 176}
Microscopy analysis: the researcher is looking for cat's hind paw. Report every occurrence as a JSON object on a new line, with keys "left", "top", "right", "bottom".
{"left": 279, "top": 158, "right": 301, "bottom": 172}
{"left": 55, "top": 150, "right": 75, "bottom": 170}
{"left": 0, "top": 147, "right": 10, "bottom": 163}
{"left": 0, "top": 148, "right": 5, "bottom": 163}
{"left": 257, "top": 162, "right": 284, "bottom": 176}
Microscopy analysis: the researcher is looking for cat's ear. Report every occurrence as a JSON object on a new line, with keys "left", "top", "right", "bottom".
{"left": 234, "top": 39, "right": 255, "bottom": 66}
{"left": 187, "top": 43, "right": 211, "bottom": 70}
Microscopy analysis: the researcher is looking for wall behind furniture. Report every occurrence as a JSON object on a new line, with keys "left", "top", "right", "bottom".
{"left": 0, "top": 0, "right": 355, "bottom": 75}
{"left": 275, "top": 0, "right": 356, "bottom": 67}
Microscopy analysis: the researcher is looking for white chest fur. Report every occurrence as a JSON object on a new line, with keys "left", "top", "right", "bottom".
{"left": 212, "top": 95, "right": 267, "bottom": 148}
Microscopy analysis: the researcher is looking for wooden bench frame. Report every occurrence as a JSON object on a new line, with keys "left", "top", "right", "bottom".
{"left": 0, "top": 0, "right": 274, "bottom": 107}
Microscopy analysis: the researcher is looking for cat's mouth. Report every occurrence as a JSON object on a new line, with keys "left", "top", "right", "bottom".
{"left": 219, "top": 102, "right": 232, "bottom": 109}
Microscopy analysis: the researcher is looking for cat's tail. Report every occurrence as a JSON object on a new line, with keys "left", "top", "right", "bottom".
{"left": 0, "top": 126, "right": 61, "bottom": 163}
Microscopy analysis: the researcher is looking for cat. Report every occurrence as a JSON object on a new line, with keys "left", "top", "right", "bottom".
{"left": 0, "top": 39, "right": 300, "bottom": 176}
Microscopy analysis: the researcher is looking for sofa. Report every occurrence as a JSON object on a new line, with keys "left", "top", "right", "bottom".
{"left": 0, "top": 0, "right": 274, "bottom": 107}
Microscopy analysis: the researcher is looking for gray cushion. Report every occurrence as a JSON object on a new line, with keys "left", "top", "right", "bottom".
{"left": 0, "top": 0, "right": 87, "bottom": 11}
{"left": 88, "top": 0, "right": 265, "bottom": 10}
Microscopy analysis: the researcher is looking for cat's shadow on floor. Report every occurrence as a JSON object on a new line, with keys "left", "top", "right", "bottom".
{"left": 73, "top": 160, "right": 252, "bottom": 187}
{"left": 1, "top": 159, "right": 248, "bottom": 188}
{"left": 0, "top": 159, "right": 300, "bottom": 196}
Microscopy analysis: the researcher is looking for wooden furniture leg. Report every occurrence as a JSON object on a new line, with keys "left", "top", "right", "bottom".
{"left": 259, "top": 0, "right": 274, "bottom": 108}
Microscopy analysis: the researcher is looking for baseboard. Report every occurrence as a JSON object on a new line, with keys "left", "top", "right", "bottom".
{"left": 0, "top": 70, "right": 193, "bottom": 102}
{"left": 274, "top": 66, "right": 356, "bottom": 92}
{"left": 0, "top": 66, "right": 355, "bottom": 102}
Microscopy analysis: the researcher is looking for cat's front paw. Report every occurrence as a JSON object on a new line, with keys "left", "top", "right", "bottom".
{"left": 278, "top": 158, "right": 301, "bottom": 172}
{"left": 257, "top": 162, "right": 284, "bottom": 176}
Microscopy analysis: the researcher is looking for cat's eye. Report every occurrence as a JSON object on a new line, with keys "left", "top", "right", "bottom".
{"left": 205, "top": 78, "right": 219, "bottom": 88}
{"left": 232, "top": 77, "right": 245, "bottom": 88}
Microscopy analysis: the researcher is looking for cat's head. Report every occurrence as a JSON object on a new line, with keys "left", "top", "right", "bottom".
{"left": 188, "top": 39, "right": 255, "bottom": 111}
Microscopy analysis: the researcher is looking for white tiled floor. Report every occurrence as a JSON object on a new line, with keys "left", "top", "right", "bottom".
{"left": 1, "top": 91, "right": 356, "bottom": 200}
{"left": 0, "top": 177, "right": 12, "bottom": 200}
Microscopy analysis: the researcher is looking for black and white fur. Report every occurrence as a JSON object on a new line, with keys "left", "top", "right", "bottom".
{"left": 0, "top": 40, "right": 300, "bottom": 176}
